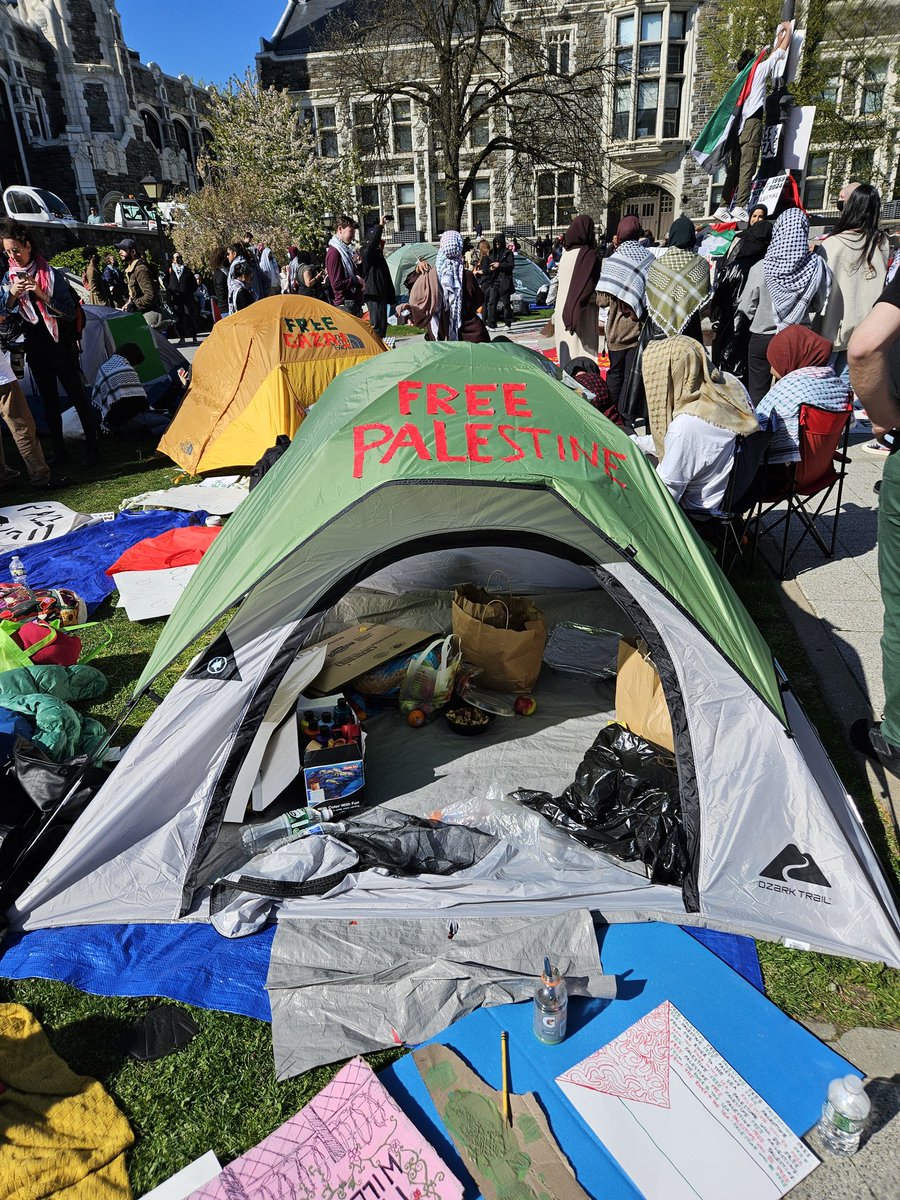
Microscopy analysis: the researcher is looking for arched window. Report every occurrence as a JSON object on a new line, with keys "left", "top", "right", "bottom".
{"left": 141, "top": 108, "right": 163, "bottom": 150}
{"left": 174, "top": 119, "right": 193, "bottom": 160}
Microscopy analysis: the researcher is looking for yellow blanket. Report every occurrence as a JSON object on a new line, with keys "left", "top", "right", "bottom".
{"left": 0, "top": 1003, "right": 133, "bottom": 1199}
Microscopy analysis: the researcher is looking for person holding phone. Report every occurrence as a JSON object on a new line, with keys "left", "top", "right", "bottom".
{"left": 362, "top": 213, "right": 396, "bottom": 338}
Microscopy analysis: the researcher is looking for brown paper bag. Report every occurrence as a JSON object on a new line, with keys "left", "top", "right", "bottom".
{"left": 615, "top": 637, "right": 674, "bottom": 752}
{"left": 451, "top": 584, "right": 547, "bottom": 692}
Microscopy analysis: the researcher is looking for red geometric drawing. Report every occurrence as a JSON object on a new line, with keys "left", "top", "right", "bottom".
{"left": 558, "top": 1000, "right": 671, "bottom": 1109}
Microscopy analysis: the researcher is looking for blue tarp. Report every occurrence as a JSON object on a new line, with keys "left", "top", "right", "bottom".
{"left": 0, "top": 509, "right": 207, "bottom": 614}
{"left": 0, "top": 919, "right": 759, "bottom": 1024}
{"left": 382, "top": 922, "right": 854, "bottom": 1200}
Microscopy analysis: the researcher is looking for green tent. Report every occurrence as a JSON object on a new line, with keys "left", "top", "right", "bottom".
{"left": 139, "top": 340, "right": 779, "bottom": 716}
{"left": 387, "top": 241, "right": 437, "bottom": 298}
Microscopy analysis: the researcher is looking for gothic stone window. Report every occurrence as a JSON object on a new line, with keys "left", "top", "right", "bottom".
{"left": 547, "top": 30, "right": 573, "bottom": 75}
{"left": 803, "top": 151, "right": 830, "bottom": 211}
{"left": 613, "top": 7, "right": 689, "bottom": 142}
{"left": 315, "top": 106, "right": 338, "bottom": 158}
{"left": 536, "top": 169, "right": 575, "bottom": 228}
{"left": 141, "top": 108, "right": 163, "bottom": 150}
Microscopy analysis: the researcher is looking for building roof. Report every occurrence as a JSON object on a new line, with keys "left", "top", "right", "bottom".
{"left": 263, "top": 0, "right": 349, "bottom": 54}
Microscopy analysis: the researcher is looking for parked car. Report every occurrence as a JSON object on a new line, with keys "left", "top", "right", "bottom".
{"left": 112, "top": 198, "right": 158, "bottom": 231}
{"left": 510, "top": 254, "right": 551, "bottom": 314}
{"left": 3, "top": 185, "right": 79, "bottom": 227}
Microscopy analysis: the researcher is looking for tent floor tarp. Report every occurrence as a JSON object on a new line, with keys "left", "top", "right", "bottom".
{"left": 0, "top": 919, "right": 762, "bottom": 1022}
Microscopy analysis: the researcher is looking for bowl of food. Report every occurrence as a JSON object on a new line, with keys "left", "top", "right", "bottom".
{"left": 444, "top": 703, "right": 496, "bottom": 736}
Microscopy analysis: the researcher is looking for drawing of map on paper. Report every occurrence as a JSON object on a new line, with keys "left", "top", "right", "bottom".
{"left": 557, "top": 1001, "right": 819, "bottom": 1200}
{"left": 185, "top": 1056, "right": 464, "bottom": 1200}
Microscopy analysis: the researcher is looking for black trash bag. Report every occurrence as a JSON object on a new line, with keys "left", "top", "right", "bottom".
{"left": 336, "top": 808, "right": 499, "bottom": 877}
{"left": 512, "top": 723, "right": 688, "bottom": 885}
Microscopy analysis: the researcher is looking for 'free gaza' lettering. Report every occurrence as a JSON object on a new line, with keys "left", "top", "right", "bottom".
{"left": 351, "top": 378, "right": 627, "bottom": 485}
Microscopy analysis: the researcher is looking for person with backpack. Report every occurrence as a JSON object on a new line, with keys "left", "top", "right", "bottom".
{"left": 0, "top": 220, "right": 98, "bottom": 464}
{"left": 82, "top": 246, "right": 110, "bottom": 307}
{"left": 117, "top": 238, "right": 163, "bottom": 328}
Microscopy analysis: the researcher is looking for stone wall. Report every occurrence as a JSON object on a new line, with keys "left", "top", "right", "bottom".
{"left": 83, "top": 81, "right": 114, "bottom": 132}
{"left": 68, "top": 0, "right": 103, "bottom": 65}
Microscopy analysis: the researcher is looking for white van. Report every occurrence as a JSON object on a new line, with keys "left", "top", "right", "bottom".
{"left": 3, "top": 185, "right": 79, "bottom": 227}
{"left": 112, "top": 198, "right": 158, "bottom": 231}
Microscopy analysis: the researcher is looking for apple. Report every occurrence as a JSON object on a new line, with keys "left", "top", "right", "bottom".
{"left": 514, "top": 694, "right": 537, "bottom": 716}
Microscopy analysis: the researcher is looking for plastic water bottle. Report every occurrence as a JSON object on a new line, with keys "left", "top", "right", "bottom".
{"left": 9, "top": 555, "right": 27, "bottom": 588}
{"left": 533, "top": 957, "right": 568, "bottom": 1044}
{"left": 816, "top": 1075, "right": 870, "bottom": 1156}
{"left": 240, "top": 801, "right": 360, "bottom": 855}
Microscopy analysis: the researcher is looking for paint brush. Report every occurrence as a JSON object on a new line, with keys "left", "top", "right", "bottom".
{"left": 500, "top": 1030, "right": 512, "bottom": 1127}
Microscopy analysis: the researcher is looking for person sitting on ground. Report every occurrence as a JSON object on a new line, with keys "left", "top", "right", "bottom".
{"left": 755, "top": 326, "right": 850, "bottom": 465}
{"left": 642, "top": 335, "right": 759, "bottom": 515}
{"left": 645, "top": 216, "right": 709, "bottom": 342}
{"left": 91, "top": 342, "right": 170, "bottom": 440}
{"left": 230, "top": 261, "right": 257, "bottom": 312}
{"left": 567, "top": 355, "right": 624, "bottom": 427}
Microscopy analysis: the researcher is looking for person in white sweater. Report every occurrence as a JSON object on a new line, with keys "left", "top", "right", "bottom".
{"left": 816, "top": 183, "right": 889, "bottom": 380}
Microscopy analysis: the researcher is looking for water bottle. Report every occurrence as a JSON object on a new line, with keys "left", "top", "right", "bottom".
{"left": 533, "top": 957, "right": 568, "bottom": 1045}
{"left": 240, "top": 801, "right": 361, "bottom": 855}
{"left": 816, "top": 1075, "right": 870, "bottom": 1156}
{"left": 9, "top": 555, "right": 27, "bottom": 588}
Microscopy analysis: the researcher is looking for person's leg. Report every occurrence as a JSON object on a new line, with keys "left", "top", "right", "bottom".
{"left": 719, "top": 145, "right": 740, "bottom": 209}
{"left": 485, "top": 292, "right": 497, "bottom": 328}
{"left": 368, "top": 301, "right": 387, "bottom": 338}
{"left": 0, "top": 379, "right": 51, "bottom": 483}
{"left": 53, "top": 343, "right": 98, "bottom": 450}
{"left": 27, "top": 350, "right": 67, "bottom": 459}
{"left": 746, "top": 332, "right": 774, "bottom": 404}
{"left": 119, "top": 411, "right": 171, "bottom": 440}
{"left": 735, "top": 115, "right": 763, "bottom": 209}
{"left": 502, "top": 294, "right": 514, "bottom": 329}
{"left": 606, "top": 348, "right": 627, "bottom": 408}
{"left": 879, "top": 452, "right": 900, "bottom": 747}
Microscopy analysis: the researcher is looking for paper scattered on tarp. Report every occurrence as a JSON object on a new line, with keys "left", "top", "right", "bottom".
{"left": 0, "top": 502, "right": 112, "bottom": 553}
{"left": 185, "top": 1056, "right": 463, "bottom": 1200}
{"left": 556, "top": 1000, "right": 819, "bottom": 1200}
{"left": 114, "top": 565, "right": 197, "bottom": 620}
{"left": 267, "top": 909, "right": 615, "bottom": 1079}
{"left": 121, "top": 477, "right": 249, "bottom": 516}
{"left": 143, "top": 1151, "right": 222, "bottom": 1199}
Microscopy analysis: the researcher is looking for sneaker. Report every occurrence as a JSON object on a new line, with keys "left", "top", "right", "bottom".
{"left": 850, "top": 719, "right": 900, "bottom": 779}
{"left": 711, "top": 206, "right": 732, "bottom": 222}
{"left": 731, "top": 206, "right": 750, "bottom": 223}
{"left": 862, "top": 439, "right": 890, "bottom": 457}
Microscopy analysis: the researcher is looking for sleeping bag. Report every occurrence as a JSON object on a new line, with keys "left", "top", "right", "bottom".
{"left": 0, "top": 665, "right": 107, "bottom": 761}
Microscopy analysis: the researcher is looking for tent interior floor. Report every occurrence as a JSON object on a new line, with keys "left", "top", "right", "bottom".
{"left": 193, "top": 581, "right": 654, "bottom": 897}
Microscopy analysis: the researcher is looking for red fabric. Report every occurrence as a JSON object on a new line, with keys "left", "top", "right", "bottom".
{"left": 13, "top": 619, "right": 81, "bottom": 665}
{"left": 766, "top": 326, "right": 833, "bottom": 377}
{"left": 105, "top": 525, "right": 221, "bottom": 575}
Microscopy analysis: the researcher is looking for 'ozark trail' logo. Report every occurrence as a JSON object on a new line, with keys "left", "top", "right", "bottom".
{"left": 756, "top": 844, "right": 831, "bottom": 905}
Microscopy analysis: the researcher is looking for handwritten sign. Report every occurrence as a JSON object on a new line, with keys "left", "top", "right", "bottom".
{"left": 282, "top": 316, "right": 365, "bottom": 351}
{"left": 352, "top": 379, "right": 628, "bottom": 484}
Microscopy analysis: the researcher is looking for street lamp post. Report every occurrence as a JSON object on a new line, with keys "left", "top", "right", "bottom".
{"left": 140, "top": 175, "right": 167, "bottom": 268}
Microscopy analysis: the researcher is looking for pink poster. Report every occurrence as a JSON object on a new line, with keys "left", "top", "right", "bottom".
{"left": 187, "top": 1056, "right": 463, "bottom": 1200}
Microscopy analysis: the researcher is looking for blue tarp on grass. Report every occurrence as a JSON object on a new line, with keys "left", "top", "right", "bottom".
{"left": 0, "top": 509, "right": 207, "bottom": 613}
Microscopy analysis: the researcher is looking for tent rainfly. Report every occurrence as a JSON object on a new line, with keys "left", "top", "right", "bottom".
{"left": 13, "top": 341, "right": 900, "bottom": 968}
{"left": 157, "top": 295, "right": 386, "bottom": 474}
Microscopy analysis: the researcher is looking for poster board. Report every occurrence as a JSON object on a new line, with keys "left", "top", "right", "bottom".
{"left": 108, "top": 312, "right": 164, "bottom": 383}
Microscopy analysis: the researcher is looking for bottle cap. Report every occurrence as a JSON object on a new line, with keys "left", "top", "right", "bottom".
{"left": 844, "top": 1076, "right": 864, "bottom": 1093}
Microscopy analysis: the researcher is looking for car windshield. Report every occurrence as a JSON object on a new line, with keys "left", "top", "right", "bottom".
{"left": 7, "top": 190, "right": 42, "bottom": 215}
{"left": 32, "top": 189, "right": 73, "bottom": 219}
{"left": 120, "top": 202, "right": 147, "bottom": 220}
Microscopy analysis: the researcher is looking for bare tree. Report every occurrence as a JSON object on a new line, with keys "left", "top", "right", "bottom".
{"left": 318, "top": 0, "right": 610, "bottom": 229}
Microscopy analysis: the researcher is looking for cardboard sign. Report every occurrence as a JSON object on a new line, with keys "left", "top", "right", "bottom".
{"left": 615, "top": 637, "right": 674, "bottom": 752}
{"left": 308, "top": 623, "right": 433, "bottom": 695}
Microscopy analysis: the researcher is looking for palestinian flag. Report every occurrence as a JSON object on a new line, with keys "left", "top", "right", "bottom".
{"left": 690, "top": 50, "right": 767, "bottom": 175}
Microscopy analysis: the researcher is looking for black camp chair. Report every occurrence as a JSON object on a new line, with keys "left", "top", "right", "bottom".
{"left": 688, "top": 425, "right": 776, "bottom": 574}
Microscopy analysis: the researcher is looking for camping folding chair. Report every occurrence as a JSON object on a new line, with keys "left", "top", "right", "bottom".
{"left": 751, "top": 402, "right": 853, "bottom": 579}
{"left": 688, "top": 425, "right": 776, "bottom": 573}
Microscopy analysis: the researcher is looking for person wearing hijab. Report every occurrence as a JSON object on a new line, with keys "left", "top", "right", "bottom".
{"left": 644, "top": 216, "right": 710, "bottom": 342}
{"left": 596, "top": 215, "right": 654, "bottom": 409}
{"left": 402, "top": 231, "right": 489, "bottom": 343}
{"left": 641, "top": 336, "right": 760, "bottom": 514}
{"left": 748, "top": 205, "right": 768, "bottom": 226}
{"left": 815, "top": 183, "right": 889, "bottom": 379}
{"left": 484, "top": 235, "right": 515, "bottom": 330}
{"left": 552, "top": 215, "right": 602, "bottom": 369}
{"left": 738, "top": 208, "right": 831, "bottom": 403}
{"left": 755, "top": 326, "right": 850, "bottom": 464}
{"left": 710, "top": 215, "right": 772, "bottom": 382}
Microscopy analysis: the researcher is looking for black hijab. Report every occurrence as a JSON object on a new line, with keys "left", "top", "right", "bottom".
{"left": 732, "top": 219, "right": 773, "bottom": 262}
{"left": 667, "top": 215, "right": 697, "bottom": 251}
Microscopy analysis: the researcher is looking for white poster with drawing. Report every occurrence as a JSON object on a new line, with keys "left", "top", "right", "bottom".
{"left": 114, "top": 565, "right": 197, "bottom": 621}
{"left": 0, "top": 502, "right": 110, "bottom": 552}
{"left": 557, "top": 1001, "right": 819, "bottom": 1200}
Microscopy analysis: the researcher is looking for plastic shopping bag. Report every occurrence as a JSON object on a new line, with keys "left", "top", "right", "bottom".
{"left": 399, "top": 635, "right": 462, "bottom": 718}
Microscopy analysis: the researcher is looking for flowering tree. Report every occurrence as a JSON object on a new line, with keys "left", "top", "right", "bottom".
{"left": 174, "top": 71, "right": 358, "bottom": 268}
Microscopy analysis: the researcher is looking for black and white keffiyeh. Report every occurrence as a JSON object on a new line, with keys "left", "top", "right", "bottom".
{"left": 764, "top": 209, "right": 831, "bottom": 331}
{"left": 597, "top": 241, "right": 654, "bottom": 317}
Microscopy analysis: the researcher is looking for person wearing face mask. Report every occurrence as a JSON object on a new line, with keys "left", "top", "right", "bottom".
{"left": 0, "top": 220, "right": 98, "bottom": 464}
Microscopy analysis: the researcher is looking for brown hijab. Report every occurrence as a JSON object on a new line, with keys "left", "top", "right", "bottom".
{"left": 561, "top": 214, "right": 602, "bottom": 334}
{"left": 766, "top": 326, "right": 833, "bottom": 377}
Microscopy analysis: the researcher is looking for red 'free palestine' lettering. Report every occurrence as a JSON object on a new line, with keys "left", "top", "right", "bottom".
{"left": 604, "top": 447, "right": 627, "bottom": 488}
{"left": 465, "top": 423, "right": 494, "bottom": 462}
{"left": 464, "top": 383, "right": 496, "bottom": 416}
{"left": 502, "top": 383, "right": 531, "bottom": 417}
{"left": 379, "top": 423, "right": 432, "bottom": 466}
{"left": 397, "top": 379, "right": 424, "bottom": 416}
{"left": 497, "top": 424, "right": 525, "bottom": 462}
{"left": 434, "top": 420, "right": 466, "bottom": 462}
{"left": 352, "top": 423, "right": 394, "bottom": 478}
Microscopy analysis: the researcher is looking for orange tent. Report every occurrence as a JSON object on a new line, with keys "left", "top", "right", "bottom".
{"left": 158, "top": 296, "right": 386, "bottom": 473}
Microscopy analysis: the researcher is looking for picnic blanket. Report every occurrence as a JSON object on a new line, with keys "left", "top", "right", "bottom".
{"left": 0, "top": 509, "right": 207, "bottom": 613}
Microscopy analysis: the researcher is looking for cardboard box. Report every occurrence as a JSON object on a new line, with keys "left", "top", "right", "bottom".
{"left": 297, "top": 693, "right": 365, "bottom": 807}
{"left": 307, "top": 624, "right": 433, "bottom": 696}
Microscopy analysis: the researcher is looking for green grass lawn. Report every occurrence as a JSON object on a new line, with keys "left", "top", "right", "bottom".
{"left": 1, "top": 438, "right": 898, "bottom": 1194}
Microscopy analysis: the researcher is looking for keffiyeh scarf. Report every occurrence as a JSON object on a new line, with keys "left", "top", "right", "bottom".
{"left": 328, "top": 234, "right": 357, "bottom": 281}
{"left": 755, "top": 367, "right": 849, "bottom": 464}
{"left": 645, "top": 249, "right": 710, "bottom": 337}
{"left": 9, "top": 254, "right": 58, "bottom": 342}
{"left": 764, "top": 209, "right": 832, "bottom": 331}
{"left": 597, "top": 241, "right": 654, "bottom": 318}
{"left": 435, "top": 230, "right": 464, "bottom": 341}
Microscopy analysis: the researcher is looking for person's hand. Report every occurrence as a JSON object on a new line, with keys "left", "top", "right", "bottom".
{"left": 490, "top": 262, "right": 499, "bottom": 270}
{"left": 415, "top": 261, "right": 430, "bottom": 275}
{"left": 9, "top": 277, "right": 29, "bottom": 299}
{"left": 30, "top": 283, "right": 48, "bottom": 304}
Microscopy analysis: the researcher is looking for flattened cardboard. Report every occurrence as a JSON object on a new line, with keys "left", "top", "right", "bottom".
{"left": 414, "top": 1043, "right": 592, "bottom": 1200}
{"left": 307, "top": 623, "right": 432, "bottom": 695}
